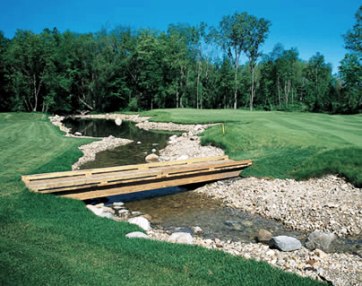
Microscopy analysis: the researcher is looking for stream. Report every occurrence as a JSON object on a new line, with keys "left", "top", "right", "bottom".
{"left": 64, "top": 118, "right": 362, "bottom": 255}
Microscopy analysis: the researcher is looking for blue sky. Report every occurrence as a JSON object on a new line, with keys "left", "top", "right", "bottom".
{"left": 0, "top": 0, "right": 360, "bottom": 72}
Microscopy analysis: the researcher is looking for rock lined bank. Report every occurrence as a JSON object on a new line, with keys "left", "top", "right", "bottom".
{"left": 86, "top": 202, "right": 362, "bottom": 286}
{"left": 194, "top": 177, "right": 362, "bottom": 237}
{"left": 72, "top": 136, "right": 133, "bottom": 170}
{"left": 159, "top": 128, "right": 224, "bottom": 161}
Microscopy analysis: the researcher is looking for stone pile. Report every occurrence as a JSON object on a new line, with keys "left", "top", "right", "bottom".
{"left": 195, "top": 176, "right": 362, "bottom": 237}
{"left": 159, "top": 130, "right": 224, "bottom": 162}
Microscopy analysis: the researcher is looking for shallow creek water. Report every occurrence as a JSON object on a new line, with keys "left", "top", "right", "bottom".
{"left": 63, "top": 117, "right": 173, "bottom": 168}
{"left": 64, "top": 118, "right": 361, "bottom": 254}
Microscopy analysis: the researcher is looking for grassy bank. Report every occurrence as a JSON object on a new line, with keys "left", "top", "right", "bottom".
{"left": 0, "top": 113, "right": 322, "bottom": 285}
{"left": 143, "top": 109, "right": 362, "bottom": 187}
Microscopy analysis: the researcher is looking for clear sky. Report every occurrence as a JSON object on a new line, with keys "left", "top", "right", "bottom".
{"left": 0, "top": 0, "right": 360, "bottom": 73}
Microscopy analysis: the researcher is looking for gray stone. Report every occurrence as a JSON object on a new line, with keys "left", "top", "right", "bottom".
{"left": 269, "top": 236, "right": 302, "bottom": 252}
{"left": 305, "top": 231, "right": 336, "bottom": 252}
{"left": 192, "top": 226, "right": 203, "bottom": 235}
{"left": 168, "top": 232, "right": 193, "bottom": 244}
{"left": 118, "top": 209, "right": 130, "bottom": 218}
{"left": 131, "top": 211, "right": 143, "bottom": 217}
{"left": 224, "top": 220, "right": 242, "bottom": 231}
{"left": 128, "top": 217, "right": 151, "bottom": 231}
{"left": 126, "top": 231, "right": 149, "bottom": 239}
{"left": 256, "top": 229, "right": 273, "bottom": 243}
{"left": 145, "top": 153, "right": 159, "bottom": 163}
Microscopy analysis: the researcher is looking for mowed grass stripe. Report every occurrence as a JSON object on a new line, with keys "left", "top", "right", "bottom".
{"left": 269, "top": 115, "right": 358, "bottom": 148}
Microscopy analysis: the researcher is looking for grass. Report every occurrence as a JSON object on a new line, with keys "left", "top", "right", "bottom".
{"left": 0, "top": 112, "right": 322, "bottom": 285}
{"left": 143, "top": 109, "right": 362, "bottom": 187}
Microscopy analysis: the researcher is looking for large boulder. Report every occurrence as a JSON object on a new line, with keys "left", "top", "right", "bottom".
{"left": 145, "top": 153, "right": 159, "bottom": 163}
{"left": 305, "top": 231, "right": 336, "bottom": 252}
{"left": 128, "top": 217, "right": 151, "bottom": 231}
{"left": 269, "top": 236, "right": 302, "bottom": 252}
{"left": 168, "top": 232, "right": 193, "bottom": 245}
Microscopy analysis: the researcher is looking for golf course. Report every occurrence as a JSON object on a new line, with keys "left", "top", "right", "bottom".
{"left": 1, "top": 109, "right": 361, "bottom": 285}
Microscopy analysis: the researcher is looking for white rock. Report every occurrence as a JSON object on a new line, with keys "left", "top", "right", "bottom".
{"left": 115, "top": 118, "right": 123, "bottom": 126}
{"left": 269, "top": 236, "right": 302, "bottom": 252}
{"left": 128, "top": 217, "right": 151, "bottom": 231}
{"left": 126, "top": 232, "right": 149, "bottom": 239}
{"left": 192, "top": 226, "right": 203, "bottom": 235}
{"left": 145, "top": 153, "right": 159, "bottom": 163}
{"left": 86, "top": 204, "right": 113, "bottom": 219}
{"left": 113, "top": 202, "right": 124, "bottom": 207}
{"left": 168, "top": 232, "right": 193, "bottom": 244}
{"left": 86, "top": 204, "right": 103, "bottom": 216}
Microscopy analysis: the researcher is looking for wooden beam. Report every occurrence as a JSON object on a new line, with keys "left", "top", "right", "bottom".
{"left": 61, "top": 170, "right": 242, "bottom": 200}
{"left": 21, "top": 156, "right": 252, "bottom": 200}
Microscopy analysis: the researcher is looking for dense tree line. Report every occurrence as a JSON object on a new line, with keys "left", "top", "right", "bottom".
{"left": 0, "top": 8, "right": 361, "bottom": 114}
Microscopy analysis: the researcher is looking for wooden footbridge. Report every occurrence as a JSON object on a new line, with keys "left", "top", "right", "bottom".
{"left": 22, "top": 156, "right": 252, "bottom": 200}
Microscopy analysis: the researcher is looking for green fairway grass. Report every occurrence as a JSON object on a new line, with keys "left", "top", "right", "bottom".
{"left": 144, "top": 109, "right": 362, "bottom": 187}
{"left": 0, "top": 113, "right": 323, "bottom": 285}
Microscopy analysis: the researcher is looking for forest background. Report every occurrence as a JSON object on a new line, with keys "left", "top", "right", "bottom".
{"left": 0, "top": 6, "right": 360, "bottom": 114}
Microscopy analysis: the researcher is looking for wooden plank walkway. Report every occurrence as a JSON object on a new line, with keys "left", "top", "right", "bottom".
{"left": 22, "top": 156, "right": 252, "bottom": 200}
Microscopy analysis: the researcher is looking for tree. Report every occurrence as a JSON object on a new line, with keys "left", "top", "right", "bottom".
{"left": 344, "top": 6, "right": 362, "bottom": 54}
{"left": 243, "top": 16, "right": 270, "bottom": 111}
{"left": 3, "top": 30, "right": 55, "bottom": 111}
{"left": 128, "top": 30, "right": 164, "bottom": 109}
{"left": 0, "top": 31, "right": 9, "bottom": 111}
{"left": 303, "top": 53, "right": 332, "bottom": 111}
{"left": 163, "top": 25, "right": 194, "bottom": 108}
{"left": 338, "top": 5, "right": 362, "bottom": 113}
{"left": 212, "top": 12, "right": 270, "bottom": 109}
{"left": 275, "top": 48, "right": 300, "bottom": 107}
{"left": 211, "top": 12, "right": 247, "bottom": 109}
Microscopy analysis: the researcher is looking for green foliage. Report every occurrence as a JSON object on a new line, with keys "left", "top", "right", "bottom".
{"left": 0, "top": 113, "right": 323, "bottom": 285}
{"left": 344, "top": 5, "right": 362, "bottom": 54}
{"left": 211, "top": 12, "right": 270, "bottom": 110}
{"left": 338, "top": 5, "right": 362, "bottom": 114}
{"left": 0, "top": 8, "right": 360, "bottom": 114}
{"left": 126, "top": 97, "right": 140, "bottom": 111}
